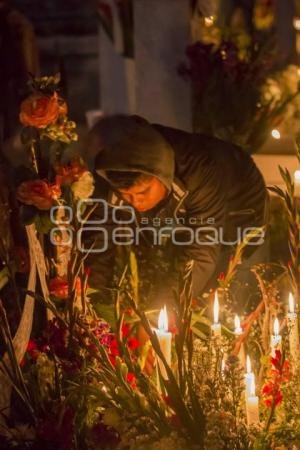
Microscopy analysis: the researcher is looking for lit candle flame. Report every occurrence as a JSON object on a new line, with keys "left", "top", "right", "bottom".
{"left": 289, "top": 292, "right": 295, "bottom": 315}
{"left": 294, "top": 18, "right": 300, "bottom": 30}
{"left": 250, "top": 376, "right": 256, "bottom": 397}
{"left": 271, "top": 129, "right": 281, "bottom": 140}
{"left": 246, "top": 355, "right": 251, "bottom": 374}
{"left": 294, "top": 170, "right": 300, "bottom": 183}
{"left": 213, "top": 291, "right": 219, "bottom": 324}
{"left": 204, "top": 15, "right": 214, "bottom": 27}
{"left": 234, "top": 314, "right": 241, "bottom": 330}
{"left": 274, "top": 317, "right": 280, "bottom": 337}
{"left": 158, "top": 305, "right": 168, "bottom": 332}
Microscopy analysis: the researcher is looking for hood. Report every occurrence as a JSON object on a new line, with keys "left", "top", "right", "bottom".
{"left": 94, "top": 116, "right": 175, "bottom": 191}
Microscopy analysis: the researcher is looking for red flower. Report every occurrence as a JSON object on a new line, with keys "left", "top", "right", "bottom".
{"left": 106, "top": 323, "right": 141, "bottom": 386}
{"left": 49, "top": 276, "right": 81, "bottom": 300}
{"left": 262, "top": 383, "right": 273, "bottom": 396}
{"left": 55, "top": 160, "right": 87, "bottom": 186}
{"left": 261, "top": 350, "right": 290, "bottom": 409}
{"left": 126, "top": 372, "right": 137, "bottom": 388}
{"left": 218, "top": 272, "right": 225, "bottom": 281}
{"left": 121, "top": 323, "right": 130, "bottom": 338}
{"left": 128, "top": 337, "right": 140, "bottom": 350}
{"left": 17, "top": 180, "right": 61, "bottom": 210}
{"left": 27, "top": 339, "right": 39, "bottom": 359}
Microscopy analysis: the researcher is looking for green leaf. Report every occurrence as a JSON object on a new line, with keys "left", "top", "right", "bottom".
{"left": 0, "top": 266, "right": 9, "bottom": 290}
{"left": 93, "top": 302, "right": 116, "bottom": 329}
{"left": 19, "top": 205, "right": 38, "bottom": 225}
{"left": 191, "top": 326, "right": 208, "bottom": 340}
{"left": 35, "top": 212, "right": 54, "bottom": 234}
{"left": 130, "top": 251, "right": 139, "bottom": 305}
{"left": 137, "top": 341, "right": 152, "bottom": 370}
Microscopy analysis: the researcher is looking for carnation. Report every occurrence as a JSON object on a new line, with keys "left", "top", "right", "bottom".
{"left": 71, "top": 171, "right": 95, "bottom": 199}
{"left": 17, "top": 180, "right": 61, "bottom": 210}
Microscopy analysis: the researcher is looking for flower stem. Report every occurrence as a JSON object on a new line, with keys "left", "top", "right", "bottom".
{"left": 30, "top": 141, "right": 39, "bottom": 174}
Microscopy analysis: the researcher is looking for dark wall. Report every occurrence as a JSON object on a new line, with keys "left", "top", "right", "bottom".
{"left": 13, "top": 0, "right": 100, "bottom": 123}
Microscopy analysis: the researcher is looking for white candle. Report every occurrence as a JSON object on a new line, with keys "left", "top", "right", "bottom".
{"left": 234, "top": 315, "right": 243, "bottom": 335}
{"left": 246, "top": 377, "right": 259, "bottom": 426}
{"left": 211, "top": 291, "right": 221, "bottom": 337}
{"left": 234, "top": 315, "right": 245, "bottom": 366}
{"left": 155, "top": 306, "right": 172, "bottom": 380}
{"left": 271, "top": 317, "right": 282, "bottom": 356}
{"left": 287, "top": 293, "right": 300, "bottom": 364}
{"left": 245, "top": 355, "right": 254, "bottom": 397}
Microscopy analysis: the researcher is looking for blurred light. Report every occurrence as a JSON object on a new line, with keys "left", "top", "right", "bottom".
{"left": 294, "top": 170, "right": 300, "bottom": 182}
{"left": 297, "top": 68, "right": 300, "bottom": 76}
{"left": 250, "top": 377, "right": 256, "bottom": 397}
{"left": 271, "top": 129, "right": 281, "bottom": 139}
{"left": 213, "top": 291, "right": 219, "bottom": 324}
{"left": 246, "top": 355, "right": 251, "bottom": 374}
{"left": 289, "top": 292, "right": 295, "bottom": 314}
{"left": 274, "top": 317, "right": 279, "bottom": 337}
{"left": 293, "top": 18, "right": 300, "bottom": 30}
{"left": 204, "top": 16, "right": 215, "bottom": 27}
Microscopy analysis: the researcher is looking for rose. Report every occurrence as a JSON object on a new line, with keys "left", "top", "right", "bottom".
{"left": 49, "top": 276, "right": 81, "bottom": 299}
{"left": 17, "top": 180, "right": 61, "bottom": 210}
{"left": 55, "top": 160, "right": 87, "bottom": 186}
{"left": 71, "top": 171, "right": 95, "bottom": 199}
{"left": 20, "top": 92, "right": 67, "bottom": 128}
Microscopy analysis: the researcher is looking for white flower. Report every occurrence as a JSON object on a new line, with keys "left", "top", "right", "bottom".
{"left": 71, "top": 171, "right": 94, "bottom": 199}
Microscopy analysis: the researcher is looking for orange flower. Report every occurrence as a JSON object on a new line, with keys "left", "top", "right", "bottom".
{"left": 55, "top": 160, "right": 87, "bottom": 186}
{"left": 49, "top": 276, "right": 82, "bottom": 300}
{"left": 20, "top": 92, "right": 67, "bottom": 128}
{"left": 17, "top": 180, "right": 61, "bottom": 210}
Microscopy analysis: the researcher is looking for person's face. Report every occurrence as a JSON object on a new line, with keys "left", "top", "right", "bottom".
{"left": 118, "top": 177, "right": 167, "bottom": 212}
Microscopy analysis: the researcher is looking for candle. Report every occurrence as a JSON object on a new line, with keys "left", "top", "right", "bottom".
{"left": 246, "top": 377, "right": 259, "bottom": 426}
{"left": 234, "top": 315, "right": 245, "bottom": 366}
{"left": 271, "top": 317, "right": 282, "bottom": 356}
{"left": 234, "top": 315, "right": 243, "bottom": 335}
{"left": 245, "top": 355, "right": 254, "bottom": 397}
{"left": 287, "top": 293, "right": 300, "bottom": 364}
{"left": 155, "top": 306, "right": 172, "bottom": 380}
{"left": 211, "top": 291, "right": 221, "bottom": 337}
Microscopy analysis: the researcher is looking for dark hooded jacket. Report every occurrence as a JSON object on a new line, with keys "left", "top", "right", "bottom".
{"left": 85, "top": 116, "right": 268, "bottom": 304}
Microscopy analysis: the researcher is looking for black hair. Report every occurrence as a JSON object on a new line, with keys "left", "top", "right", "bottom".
{"left": 105, "top": 170, "right": 152, "bottom": 189}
